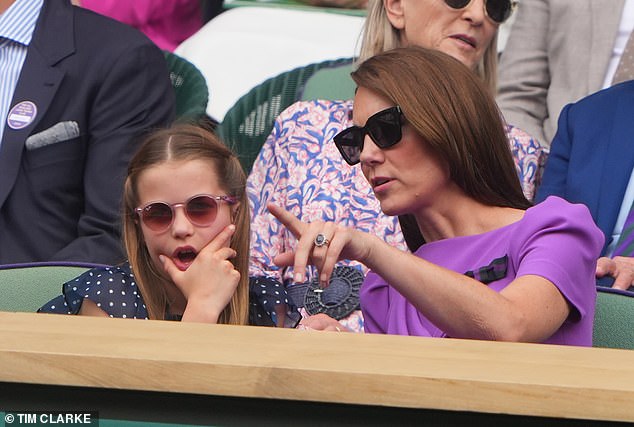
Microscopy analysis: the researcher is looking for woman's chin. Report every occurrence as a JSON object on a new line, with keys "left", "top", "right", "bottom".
{"left": 379, "top": 201, "right": 406, "bottom": 217}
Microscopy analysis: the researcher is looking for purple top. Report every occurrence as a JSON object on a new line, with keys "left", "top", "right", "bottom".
{"left": 361, "top": 196, "right": 604, "bottom": 346}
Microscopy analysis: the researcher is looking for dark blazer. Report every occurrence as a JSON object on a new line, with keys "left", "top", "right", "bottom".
{"left": 536, "top": 81, "right": 634, "bottom": 256}
{"left": 0, "top": 0, "right": 174, "bottom": 264}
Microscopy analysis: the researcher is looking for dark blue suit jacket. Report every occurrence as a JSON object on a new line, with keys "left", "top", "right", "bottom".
{"left": 0, "top": 0, "right": 174, "bottom": 264}
{"left": 536, "top": 81, "right": 634, "bottom": 256}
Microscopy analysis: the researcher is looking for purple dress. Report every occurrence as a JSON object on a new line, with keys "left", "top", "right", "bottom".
{"left": 361, "top": 196, "right": 604, "bottom": 346}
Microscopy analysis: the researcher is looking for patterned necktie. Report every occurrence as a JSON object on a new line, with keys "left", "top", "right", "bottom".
{"left": 613, "top": 201, "right": 634, "bottom": 256}
{"left": 612, "top": 30, "right": 634, "bottom": 85}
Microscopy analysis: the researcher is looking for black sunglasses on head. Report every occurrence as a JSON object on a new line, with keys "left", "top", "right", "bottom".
{"left": 333, "top": 106, "right": 403, "bottom": 166}
{"left": 444, "top": 0, "right": 518, "bottom": 24}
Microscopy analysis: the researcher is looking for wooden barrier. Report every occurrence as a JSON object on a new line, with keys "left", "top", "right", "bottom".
{"left": 0, "top": 312, "right": 632, "bottom": 425}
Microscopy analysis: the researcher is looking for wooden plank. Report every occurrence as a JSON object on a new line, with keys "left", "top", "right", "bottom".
{"left": 0, "top": 312, "right": 632, "bottom": 422}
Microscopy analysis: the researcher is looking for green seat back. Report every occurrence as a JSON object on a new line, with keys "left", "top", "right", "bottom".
{"left": 223, "top": 0, "right": 367, "bottom": 17}
{"left": 300, "top": 63, "right": 355, "bottom": 102}
{"left": 593, "top": 287, "right": 634, "bottom": 349}
{"left": 0, "top": 263, "right": 96, "bottom": 312}
{"left": 163, "top": 51, "right": 209, "bottom": 120}
{"left": 217, "top": 57, "right": 354, "bottom": 173}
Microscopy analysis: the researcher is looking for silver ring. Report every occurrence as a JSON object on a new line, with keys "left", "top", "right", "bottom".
{"left": 314, "top": 233, "right": 330, "bottom": 247}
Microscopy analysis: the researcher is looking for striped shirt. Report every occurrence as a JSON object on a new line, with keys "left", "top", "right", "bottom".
{"left": 0, "top": 0, "right": 42, "bottom": 147}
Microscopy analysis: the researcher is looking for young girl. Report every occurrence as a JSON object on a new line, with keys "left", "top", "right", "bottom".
{"left": 40, "top": 124, "right": 297, "bottom": 325}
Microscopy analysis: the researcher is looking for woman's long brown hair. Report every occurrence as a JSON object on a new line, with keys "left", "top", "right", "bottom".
{"left": 352, "top": 47, "right": 531, "bottom": 249}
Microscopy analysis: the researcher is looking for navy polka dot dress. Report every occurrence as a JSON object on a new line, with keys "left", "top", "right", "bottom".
{"left": 39, "top": 263, "right": 148, "bottom": 319}
{"left": 39, "top": 262, "right": 301, "bottom": 326}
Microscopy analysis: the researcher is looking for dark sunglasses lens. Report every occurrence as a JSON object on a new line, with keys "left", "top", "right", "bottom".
{"left": 186, "top": 196, "right": 218, "bottom": 225}
{"left": 486, "top": 0, "right": 512, "bottom": 23}
{"left": 444, "top": 0, "right": 512, "bottom": 23}
{"left": 142, "top": 203, "right": 173, "bottom": 231}
{"left": 444, "top": 0, "right": 470, "bottom": 9}
{"left": 334, "top": 128, "right": 363, "bottom": 165}
{"left": 367, "top": 110, "right": 402, "bottom": 149}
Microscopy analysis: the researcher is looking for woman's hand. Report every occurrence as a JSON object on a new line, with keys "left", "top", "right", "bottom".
{"left": 267, "top": 203, "right": 371, "bottom": 287}
{"left": 298, "top": 313, "right": 350, "bottom": 332}
{"left": 160, "top": 224, "right": 240, "bottom": 322}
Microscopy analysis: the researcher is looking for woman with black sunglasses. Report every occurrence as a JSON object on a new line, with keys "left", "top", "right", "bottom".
{"left": 270, "top": 46, "right": 603, "bottom": 345}
{"left": 248, "top": 0, "right": 544, "bottom": 333}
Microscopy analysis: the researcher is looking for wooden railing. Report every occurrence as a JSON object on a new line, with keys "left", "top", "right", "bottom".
{"left": 0, "top": 312, "right": 632, "bottom": 425}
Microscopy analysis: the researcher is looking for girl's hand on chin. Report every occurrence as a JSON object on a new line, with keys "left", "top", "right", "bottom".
{"left": 160, "top": 224, "right": 240, "bottom": 320}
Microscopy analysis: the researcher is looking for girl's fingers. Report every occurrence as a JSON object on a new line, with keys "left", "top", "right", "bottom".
{"left": 159, "top": 254, "right": 181, "bottom": 284}
{"left": 214, "top": 246, "right": 237, "bottom": 260}
{"left": 201, "top": 224, "right": 235, "bottom": 254}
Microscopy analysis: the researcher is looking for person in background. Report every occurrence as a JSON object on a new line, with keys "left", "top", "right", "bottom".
{"left": 497, "top": 0, "right": 634, "bottom": 148}
{"left": 0, "top": 0, "right": 174, "bottom": 265}
{"left": 271, "top": 46, "right": 603, "bottom": 345}
{"left": 247, "top": 0, "right": 544, "bottom": 332}
{"left": 74, "top": 0, "right": 203, "bottom": 52}
{"left": 40, "top": 124, "right": 299, "bottom": 326}
{"left": 536, "top": 81, "right": 634, "bottom": 291}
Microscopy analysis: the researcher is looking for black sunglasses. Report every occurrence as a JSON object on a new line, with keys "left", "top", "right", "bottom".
{"left": 444, "top": 0, "right": 518, "bottom": 24}
{"left": 333, "top": 106, "right": 403, "bottom": 166}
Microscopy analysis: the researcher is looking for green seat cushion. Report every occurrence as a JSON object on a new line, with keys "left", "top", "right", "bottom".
{"left": 593, "top": 288, "right": 634, "bottom": 349}
{"left": 300, "top": 63, "right": 355, "bottom": 102}
{"left": 0, "top": 264, "right": 95, "bottom": 312}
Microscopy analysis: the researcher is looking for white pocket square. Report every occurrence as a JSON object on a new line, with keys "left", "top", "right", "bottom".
{"left": 25, "top": 121, "right": 80, "bottom": 151}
